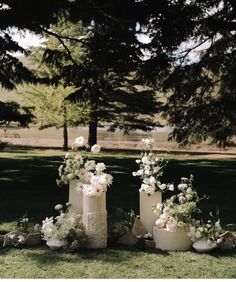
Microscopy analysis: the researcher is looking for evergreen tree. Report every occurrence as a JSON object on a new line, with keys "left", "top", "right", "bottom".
{"left": 40, "top": 17, "right": 160, "bottom": 146}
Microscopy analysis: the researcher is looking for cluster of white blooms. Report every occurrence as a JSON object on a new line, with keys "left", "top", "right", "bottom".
{"left": 153, "top": 175, "right": 201, "bottom": 236}
{"left": 133, "top": 138, "right": 173, "bottom": 194}
{"left": 153, "top": 175, "right": 223, "bottom": 242}
{"left": 76, "top": 162, "right": 113, "bottom": 197}
{"left": 56, "top": 136, "right": 113, "bottom": 197}
{"left": 41, "top": 204, "right": 87, "bottom": 250}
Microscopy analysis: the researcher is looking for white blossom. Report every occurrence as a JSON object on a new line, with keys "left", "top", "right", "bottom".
{"left": 160, "top": 184, "right": 167, "bottom": 190}
{"left": 84, "top": 160, "right": 96, "bottom": 171}
{"left": 169, "top": 184, "right": 175, "bottom": 191}
{"left": 72, "top": 136, "right": 86, "bottom": 148}
{"left": 141, "top": 137, "right": 154, "bottom": 147}
{"left": 55, "top": 204, "right": 63, "bottom": 211}
{"left": 91, "top": 144, "right": 101, "bottom": 154}
{"left": 95, "top": 162, "right": 106, "bottom": 172}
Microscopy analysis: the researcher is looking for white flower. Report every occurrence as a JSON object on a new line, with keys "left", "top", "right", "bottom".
{"left": 169, "top": 184, "right": 175, "bottom": 191}
{"left": 83, "top": 184, "right": 103, "bottom": 197}
{"left": 132, "top": 172, "right": 137, "bottom": 176}
{"left": 155, "top": 215, "right": 168, "bottom": 228}
{"left": 179, "top": 196, "right": 186, "bottom": 203}
{"left": 135, "top": 159, "right": 141, "bottom": 164}
{"left": 141, "top": 156, "right": 150, "bottom": 165}
{"left": 186, "top": 194, "right": 193, "bottom": 201}
{"left": 160, "top": 184, "right": 167, "bottom": 190}
{"left": 91, "top": 144, "right": 101, "bottom": 154}
{"left": 84, "top": 160, "right": 96, "bottom": 171}
{"left": 136, "top": 169, "right": 143, "bottom": 176}
{"left": 72, "top": 136, "right": 86, "bottom": 148}
{"left": 142, "top": 137, "right": 154, "bottom": 147}
{"left": 178, "top": 184, "right": 188, "bottom": 191}
{"left": 67, "top": 173, "right": 76, "bottom": 180}
{"left": 140, "top": 184, "right": 155, "bottom": 195}
{"left": 96, "top": 162, "right": 106, "bottom": 172}
{"left": 55, "top": 204, "right": 63, "bottom": 211}
{"left": 186, "top": 188, "right": 192, "bottom": 194}
{"left": 146, "top": 185, "right": 156, "bottom": 194}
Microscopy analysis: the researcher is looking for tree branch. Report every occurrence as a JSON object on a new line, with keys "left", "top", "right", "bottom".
{"left": 39, "top": 26, "right": 80, "bottom": 67}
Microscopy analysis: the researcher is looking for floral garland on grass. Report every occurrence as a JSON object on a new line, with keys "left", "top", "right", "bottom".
{"left": 133, "top": 137, "right": 174, "bottom": 194}
{"left": 56, "top": 136, "right": 113, "bottom": 197}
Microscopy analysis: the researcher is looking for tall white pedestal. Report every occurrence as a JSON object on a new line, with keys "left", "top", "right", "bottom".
{"left": 82, "top": 193, "right": 107, "bottom": 248}
{"left": 69, "top": 180, "right": 83, "bottom": 214}
{"left": 139, "top": 191, "right": 162, "bottom": 235}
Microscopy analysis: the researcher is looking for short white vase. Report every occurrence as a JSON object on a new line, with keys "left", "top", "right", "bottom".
{"left": 69, "top": 179, "right": 83, "bottom": 214}
{"left": 139, "top": 191, "right": 162, "bottom": 235}
{"left": 153, "top": 227, "right": 192, "bottom": 251}
{"left": 46, "top": 238, "right": 67, "bottom": 250}
{"left": 82, "top": 192, "right": 107, "bottom": 249}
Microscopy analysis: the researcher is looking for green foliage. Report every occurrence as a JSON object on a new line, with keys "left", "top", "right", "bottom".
{"left": 0, "top": 100, "right": 34, "bottom": 126}
{"left": 1, "top": 0, "right": 236, "bottom": 146}
{"left": 0, "top": 32, "right": 35, "bottom": 90}
{"left": 108, "top": 208, "right": 136, "bottom": 244}
{"left": 22, "top": 84, "right": 88, "bottom": 129}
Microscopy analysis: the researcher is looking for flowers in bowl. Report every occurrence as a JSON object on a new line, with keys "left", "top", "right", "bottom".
{"left": 153, "top": 175, "right": 202, "bottom": 234}
{"left": 153, "top": 175, "right": 223, "bottom": 244}
{"left": 56, "top": 136, "right": 113, "bottom": 197}
{"left": 133, "top": 137, "right": 174, "bottom": 194}
{"left": 41, "top": 203, "right": 87, "bottom": 251}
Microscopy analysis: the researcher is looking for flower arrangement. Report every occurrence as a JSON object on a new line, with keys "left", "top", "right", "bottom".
{"left": 41, "top": 203, "right": 87, "bottom": 251}
{"left": 153, "top": 175, "right": 222, "bottom": 243}
{"left": 56, "top": 136, "right": 113, "bottom": 197}
{"left": 187, "top": 217, "right": 222, "bottom": 243}
{"left": 133, "top": 137, "right": 174, "bottom": 194}
{"left": 153, "top": 175, "right": 201, "bottom": 233}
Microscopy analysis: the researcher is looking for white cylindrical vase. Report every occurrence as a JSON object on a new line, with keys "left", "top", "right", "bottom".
{"left": 153, "top": 227, "right": 192, "bottom": 251}
{"left": 69, "top": 180, "right": 83, "bottom": 214}
{"left": 82, "top": 192, "right": 107, "bottom": 249}
{"left": 139, "top": 191, "right": 162, "bottom": 235}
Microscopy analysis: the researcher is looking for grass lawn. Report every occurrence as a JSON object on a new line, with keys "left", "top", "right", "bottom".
{"left": 0, "top": 149, "right": 236, "bottom": 278}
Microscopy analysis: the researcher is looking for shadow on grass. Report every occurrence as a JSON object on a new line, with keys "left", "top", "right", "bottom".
{"left": 24, "top": 244, "right": 170, "bottom": 267}
{"left": 0, "top": 151, "right": 236, "bottom": 224}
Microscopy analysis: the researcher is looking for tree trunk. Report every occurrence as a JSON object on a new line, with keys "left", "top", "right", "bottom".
{"left": 88, "top": 119, "right": 97, "bottom": 147}
{"left": 62, "top": 121, "right": 68, "bottom": 151}
{"left": 62, "top": 104, "right": 68, "bottom": 151}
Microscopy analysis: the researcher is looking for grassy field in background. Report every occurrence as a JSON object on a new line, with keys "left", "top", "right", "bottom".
{"left": 0, "top": 149, "right": 236, "bottom": 278}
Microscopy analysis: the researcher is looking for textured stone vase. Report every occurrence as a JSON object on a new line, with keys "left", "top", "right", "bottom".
{"left": 139, "top": 191, "right": 162, "bottom": 235}
{"left": 69, "top": 180, "right": 83, "bottom": 214}
{"left": 82, "top": 192, "right": 107, "bottom": 248}
{"left": 153, "top": 227, "right": 192, "bottom": 251}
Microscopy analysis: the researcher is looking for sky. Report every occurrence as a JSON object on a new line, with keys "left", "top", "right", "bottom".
{"left": 10, "top": 28, "right": 46, "bottom": 54}
{"left": 11, "top": 28, "right": 208, "bottom": 62}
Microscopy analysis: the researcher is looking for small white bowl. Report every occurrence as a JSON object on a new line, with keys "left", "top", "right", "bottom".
{"left": 193, "top": 238, "right": 217, "bottom": 253}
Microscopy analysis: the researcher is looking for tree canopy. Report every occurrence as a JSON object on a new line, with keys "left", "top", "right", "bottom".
{"left": 0, "top": 0, "right": 235, "bottom": 147}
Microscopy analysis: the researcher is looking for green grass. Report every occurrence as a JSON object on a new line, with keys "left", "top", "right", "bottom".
{"left": 0, "top": 246, "right": 236, "bottom": 278}
{"left": 0, "top": 149, "right": 236, "bottom": 278}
